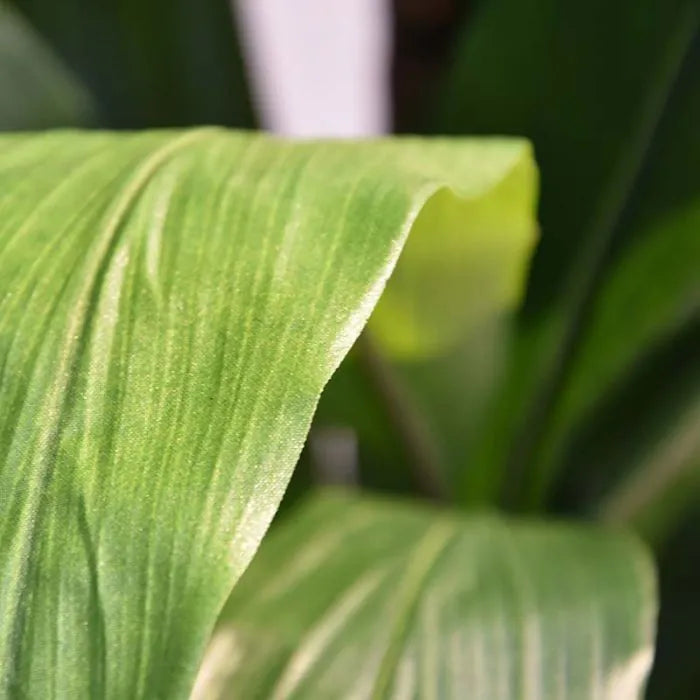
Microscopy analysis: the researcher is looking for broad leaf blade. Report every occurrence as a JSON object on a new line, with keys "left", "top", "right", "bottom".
{"left": 196, "top": 492, "right": 657, "bottom": 699}
{"left": 0, "top": 130, "right": 534, "bottom": 697}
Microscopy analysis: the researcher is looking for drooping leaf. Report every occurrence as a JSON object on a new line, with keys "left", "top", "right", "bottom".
{"left": 195, "top": 491, "right": 657, "bottom": 699}
{"left": 434, "top": 0, "right": 700, "bottom": 508}
{"left": 0, "top": 130, "right": 534, "bottom": 698}
{"left": 368, "top": 157, "right": 536, "bottom": 359}
{"left": 8, "top": 0, "right": 255, "bottom": 127}
{"left": 0, "top": 2, "right": 93, "bottom": 129}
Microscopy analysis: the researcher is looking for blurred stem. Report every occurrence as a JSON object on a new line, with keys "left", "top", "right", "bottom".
{"left": 356, "top": 332, "right": 447, "bottom": 501}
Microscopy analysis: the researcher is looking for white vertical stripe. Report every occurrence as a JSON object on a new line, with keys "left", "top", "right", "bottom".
{"left": 233, "top": 0, "right": 390, "bottom": 136}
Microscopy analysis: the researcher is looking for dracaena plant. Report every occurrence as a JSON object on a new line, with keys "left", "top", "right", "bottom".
{"left": 0, "top": 0, "right": 698, "bottom": 698}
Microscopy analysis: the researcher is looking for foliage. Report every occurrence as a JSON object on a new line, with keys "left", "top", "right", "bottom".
{"left": 0, "top": 3, "right": 93, "bottom": 129}
{"left": 435, "top": 0, "right": 700, "bottom": 523}
{"left": 197, "top": 492, "right": 655, "bottom": 699}
{"left": 0, "top": 0, "right": 698, "bottom": 698}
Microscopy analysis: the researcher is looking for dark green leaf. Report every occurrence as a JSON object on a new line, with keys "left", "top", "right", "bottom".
{"left": 435, "top": 0, "right": 700, "bottom": 509}
{"left": 0, "top": 2, "right": 93, "bottom": 129}
{"left": 9, "top": 0, "right": 255, "bottom": 127}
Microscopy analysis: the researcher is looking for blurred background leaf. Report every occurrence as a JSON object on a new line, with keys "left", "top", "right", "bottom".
{"left": 646, "top": 512, "right": 700, "bottom": 698}
{"left": 401, "top": 2, "right": 700, "bottom": 696}
{"left": 0, "top": 2, "right": 94, "bottom": 129}
{"left": 425, "top": 0, "right": 700, "bottom": 516}
{"left": 196, "top": 491, "right": 656, "bottom": 699}
{"left": 7, "top": 0, "right": 255, "bottom": 128}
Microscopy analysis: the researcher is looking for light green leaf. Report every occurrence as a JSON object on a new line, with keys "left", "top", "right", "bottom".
{"left": 368, "top": 154, "right": 536, "bottom": 359}
{"left": 0, "top": 2, "right": 93, "bottom": 129}
{"left": 0, "top": 130, "right": 534, "bottom": 698}
{"left": 196, "top": 492, "right": 657, "bottom": 699}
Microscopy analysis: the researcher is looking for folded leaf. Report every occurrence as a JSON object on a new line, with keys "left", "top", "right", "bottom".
{"left": 0, "top": 130, "right": 534, "bottom": 698}
{"left": 196, "top": 492, "right": 657, "bottom": 699}
{"left": 368, "top": 155, "right": 536, "bottom": 359}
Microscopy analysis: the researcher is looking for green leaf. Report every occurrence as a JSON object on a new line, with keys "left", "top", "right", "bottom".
{"left": 0, "top": 2, "right": 93, "bottom": 129}
{"left": 8, "top": 0, "right": 255, "bottom": 127}
{"left": 311, "top": 156, "right": 537, "bottom": 498}
{"left": 0, "top": 130, "right": 534, "bottom": 698}
{"left": 368, "top": 154, "right": 536, "bottom": 359}
{"left": 196, "top": 491, "right": 657, "bottom": 699}
{"left": 436, "top": 0, "right": 700, "bottom": 508}
{"left": 523, "top": 34, "right": 700, "bottom": 510}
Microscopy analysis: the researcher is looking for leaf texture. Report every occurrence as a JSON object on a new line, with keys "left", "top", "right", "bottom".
{"left": 0, "top": 129, "right": 534, "bottom": 698}
{"left": 195, "top": 492, "right": 657, "bottom": 700}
